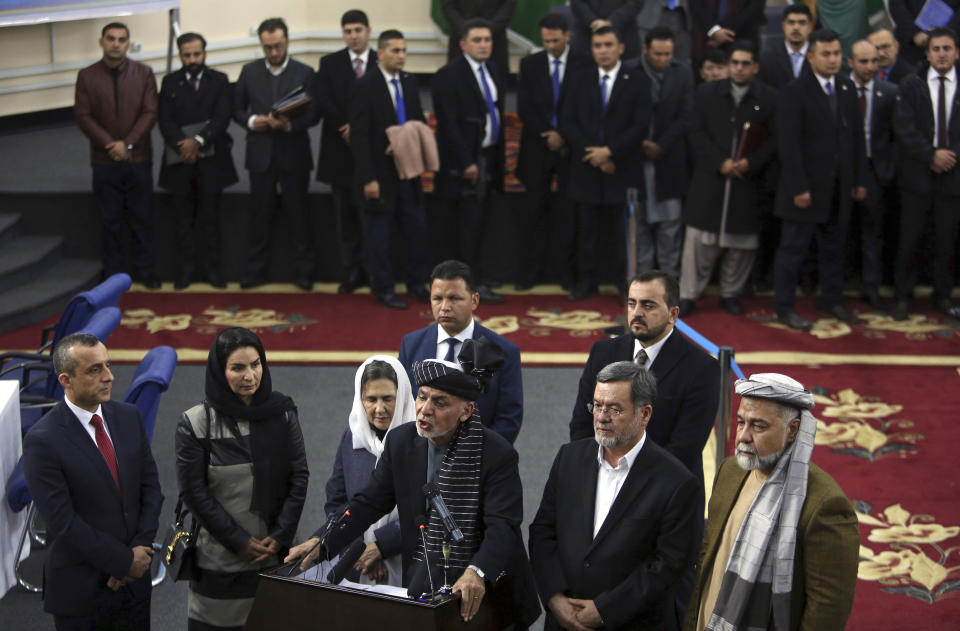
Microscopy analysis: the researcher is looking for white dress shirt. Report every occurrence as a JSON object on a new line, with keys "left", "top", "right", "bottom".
{"left": 633, "top": 327, "right": 673, "bottom": 368}
{"left": 381, "top": 66, "right": 402, "bottom": 113}
{"left": 928, "top": 66, "right": 957, "bottom": 147}
{"left": 597, "top": 61, "right": 622, "bottom": 95}
{"left": 547, "top": 46, "right": 570, "bottom": 84}
{"left": 350, "top": 48, "right": 371, "bottom": 75}
{"left": 64, "top": 396, "right": 112, "bottom": 448}
{"left": 593, "top": 432, "right": 646, "bottom": 537}
{"left": 814, "top": 71, "right": 836, "bottom": 96}
{"left": 464, "top": 53, "right": 500, "bottom": 148}
{"left": 786, "top": 41, "right": 809, "bottom": 78}
{"left": 434, "top": 319, "right": 476, "bottom": 369}
{"left": 853, "top": 77, "right": 874, "bottom": 158}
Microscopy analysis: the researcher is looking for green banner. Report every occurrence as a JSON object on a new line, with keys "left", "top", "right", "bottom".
{"left": 430, "top": 0, "right": 566, "bottom": 47}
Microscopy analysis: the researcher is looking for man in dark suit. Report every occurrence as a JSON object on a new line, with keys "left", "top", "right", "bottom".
{"left": 531, "top": 361, "right": 700, "bottom": 631}
{"left": 681, "top": 41, "right": 778, "bottom": 317}
{"left": 689, "top": 0, "right": 764, "bottom": 62}
{"left": 757, "top": 4, "right": 813, "bottom": 90}
{"left": 442, "top": 0, "right": 516, "bottom": 78}
{"left": 75, "top": 22, "right": 159, "bottom": 288}
{"left": 569, "top": 271, "right": 719, "bottom": 487}
{"left": 287, "top": 341, "right": 541, "bottom": 627}
{"left": 773, "top": 29, "right": 868, "bottom": 330}
{"left": 433, "top": 18, "right": 506, "bottom": 302}
{"left": 398, "top": 260, "right": 522, "bottom": 443}
{"left": 515, "top": 13, "right": 589, "bottom": 290}
{"left": 868, "top": 27, "right": 917, "bottom": 85}
{"left": 635, "top": 26, "right": 694, "bottom": 279}
{"left": 22, "top": 333, "right": 163, "bottom": 630}
{"left": 848, "top": 40, "right": 899, "bottom": 312}
{"left": 233, "top": 17, "right": 319, "bottom": 290}
{"left": 562, "top": 25, "right": 652, "bottom": 301}
{"left": 571, "top": 0, "right": 642, "bottom": 60}
{"left": 350, "top": 30, "right": 430, "bottom": 310}
{"left": 158, "top": 32, "right": 237, "bottom": 290}
{"left": 889, "top": 0, "right": 960, "bottom": 66}
{"left": 316, "top": 10, "right": 377, "bottom": 295}
{"left": 892, "top": 27, "right": 960, "bottom": 320}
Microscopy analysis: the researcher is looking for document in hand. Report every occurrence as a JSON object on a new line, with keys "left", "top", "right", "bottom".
{"left": 915, "top": 0, "right": 954, "bottom": 31}
{"left": 271, "top": 85, "right": 313, "bottom": 119}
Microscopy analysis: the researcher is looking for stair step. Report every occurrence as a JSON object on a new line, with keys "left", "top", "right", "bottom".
{"left": 0, "top": 213, "right": 20, "bottom": 244}
{"left": 0, "top": 258, "right": 102, "bottom": 336}
{"left": 0, "top": 234, "right": 63, "bottom": 293}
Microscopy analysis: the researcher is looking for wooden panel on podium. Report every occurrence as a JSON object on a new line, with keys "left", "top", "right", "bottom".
{"left": 245, "top": 563, "right": 507, "bottom": 631}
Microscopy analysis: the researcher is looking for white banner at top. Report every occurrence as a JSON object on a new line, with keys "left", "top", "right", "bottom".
{"left": 0, "top": 0, "right": 179, "bottom": 28}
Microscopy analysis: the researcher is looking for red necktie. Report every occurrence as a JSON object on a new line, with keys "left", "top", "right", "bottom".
{"left": 90, "top": 414, "right": 121, "bottom": 490}
{"left": 858, "top": 86, "right": 867, "bottom": 119}
{"left": 188, "top": 73, "right": 199, "bottom": 91}
{"left": 877, "top": 68, "right": 886, "bottom": 81}
{"left": 353, "top": 56, "right": 363, "bottom": 77}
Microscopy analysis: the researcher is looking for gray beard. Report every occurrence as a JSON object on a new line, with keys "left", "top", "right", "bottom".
{"left": 736, "top": 441, "right": 788, "bottom": 471}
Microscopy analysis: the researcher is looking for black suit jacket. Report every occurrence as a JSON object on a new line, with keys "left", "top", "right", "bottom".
{"left": 349, "top": 70, "right": 426, "bottom": 212}
{"left": 863, "top": 78, "right": 899, "bottom": 186}
{"left": 515, "top": 48, "right": 590, "bottom": 188}
{"left": 569, "top": 329, "right": 719, "bottom": 485}
{"left": 894, "top": 63, "right": 960, "bottom": 196}
{"left": 889, "top": 0, "right": 960, "bottom": 65}
{"left": 324, "top": 422, "right": 541, "bottom": 626}
{"left": 774, "top": 70, "right": 867, "bottom": 223}
{"left": 883, "top": 56, "right": 916, "bottom": 86}
{"left": 232, "top": 57, "right": 319, "bottom": 173}
{"left": 315, "top": 48, "right": 378, "bottom": 185}
{"left": 758, "top": 41, "right": 810, "bottom": 91}
{"left": 442, "top": 0, "right": 515, "bottom": 75}
{"left": 22, "top": 400, "right": 163, "bottom": 616}
{"left": 157, "top": 66, "right": 238, "bottom": 192}
{"left": 571, "top": 0, "right": 641, "bottom": 60}
{"left": 686, "top": 78, "right": 778, "bottom": 235}
{"left": 529, "top": 438, "right": 701, "bottom": 630}
{"left": 433, "top": 55, "right": 506, "bottom": 198}
{"left": 561, "top": 64, "right": 652, "bottom": 205}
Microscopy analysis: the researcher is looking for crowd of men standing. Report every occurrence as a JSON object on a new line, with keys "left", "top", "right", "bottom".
{"left": 74, "top": 3, "right": 960, "bottom": 323}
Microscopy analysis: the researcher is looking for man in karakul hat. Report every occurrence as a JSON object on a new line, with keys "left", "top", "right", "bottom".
{"left": 288, "top": 338, "right": 541, "bottom": 627}
{"left": 683, "top": 373, "right": 859, "bottom": 631}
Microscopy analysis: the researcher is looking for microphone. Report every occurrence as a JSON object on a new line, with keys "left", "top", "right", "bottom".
{"left": 407, "top": 514, "right": 437, "bottom": 600}
{"left": 422, "top": 482, "right": 464, "bottom": 543}
{"left": 286, "top": 504, "right": 351, "bottom": 577}
{"left": 326, "top": 538, "right": 365, "bottom": 584}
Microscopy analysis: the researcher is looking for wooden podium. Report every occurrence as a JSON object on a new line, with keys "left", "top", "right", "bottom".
{"left": 245, "top": 563, "right": 509, "bottom": 631}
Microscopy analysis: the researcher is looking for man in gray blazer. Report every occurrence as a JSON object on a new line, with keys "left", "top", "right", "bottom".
{"left": 233, "top": 17, "right": 320, "bottom": 290}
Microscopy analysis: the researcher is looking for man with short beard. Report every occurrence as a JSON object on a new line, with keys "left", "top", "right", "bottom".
{"left": 682, "top": 373, "right": 859, "bottom": 631}
{"left": 569, "top": 270, "right": 718, "bottom": 488}
{"left": 531, "top": 361, "right": 700, "bottom": 630}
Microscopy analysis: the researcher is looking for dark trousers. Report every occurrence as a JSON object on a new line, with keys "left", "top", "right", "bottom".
{"left": 857, "top": 164, "right": 886, "bottom": 295}
{"left": 895, "top": 188, "right": 960, "bottom": 301}
{"left": 519, "top": 155, "right": 575, "bottom": 287}
{"left": 92, "top": 162, "right": 156, "bottom": 277}
{"left": 446, "top": 147, "right": 500, "bottom": 280}
{"left": 575, "top": 202, "right": 628, "bottom": 291}
{"left": 774, "top": 190, "right": 847, "bottom": 314}
{"left": 54, "top": 585, "right": 150, "bottom": 631}
{"left": 363, "top": 180, "right": 429, "bottom": 296}
{"left": 167, "top": 165, "right": 222, "bottom": 281}
{"left": 246, "top": 169, "right": 313, "bottom": 282}
{"left": 331, "top": 185, "right": 365, "bottom": 278}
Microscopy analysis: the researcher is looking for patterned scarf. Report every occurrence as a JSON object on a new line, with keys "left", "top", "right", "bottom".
{"left": 706, "top": 373, "right": 817, "bottom": 631}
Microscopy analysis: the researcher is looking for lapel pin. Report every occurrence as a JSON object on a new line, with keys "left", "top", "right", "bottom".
{"left": 841, "top": 84, "right": 848, "bottom": 91}
{"left": 754, "top": 104, "right": 760, "bottom": 111}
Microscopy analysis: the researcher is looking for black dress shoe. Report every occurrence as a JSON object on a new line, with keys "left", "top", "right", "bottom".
{"left": 408, "top": 285, "right": 429, "bottom": 303}
{"left": 338, "top": 269, "right": 367, "bottom": 294}
{"left": 567, "top": 284, "right": 597, "bottom": 302}
{"left": 720, "top": 297, "right": 744, "bottom": 315}
{"left": 295, "top": 277, "right": 313, "bottom": 291}
{"left": 483, "top": 279, "right": 503, "bottom": 289}
{"left": 678, "top": 299, "right": 695, "bottom": 318}
{"left": 777, "top": 311, "right": 813, "bottom": 330}
{"left": 861, "top": 292, "right": 888, "bottom": 312}
{"left": 934, "top": 299, "right": 960, "bottom": 319}
{"left": 140, "top": 275, "right": 161, "bottom": 290}
{"left": 207, "top": 273, "right": 226, "bottom": 289}
{"left": 174, "top": 277, "right": 191, "bottom": 290}
{"left": 514, "top": 281, "right": 535, "bottom": 291}
{"left": 376, "top": 293, "right": 407, "bottom": 309}
{"left": 478, "top": 285, "right": 505, "bottom": 304}
{"left": 892, "top": 300, "right": 910, "bottom": 321}
{"left": 822, "top": 303, "right": 860, "bottom": 325}
{"left": 240, "top": 278, "right": 265, "bottom": 290}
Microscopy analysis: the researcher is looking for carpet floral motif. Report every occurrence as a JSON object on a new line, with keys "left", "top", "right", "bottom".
{"left": 812, "top": 388, "right": 921, "bottom": 460}
{"left": 856, "top": 501, "right": 960, "bottom": 604}
{"left": 479, "top": 309, "right": 620, "bottom": 338}
{"left": 121, "top": 307, "right": 316, "bottom": 334}
{"left": 756, "top": 312, "right": 955, "bottom": 340}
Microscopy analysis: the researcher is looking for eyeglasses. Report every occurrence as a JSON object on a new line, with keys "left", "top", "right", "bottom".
{"left": 587, "top": 402, "right": 624, "bottom": 417}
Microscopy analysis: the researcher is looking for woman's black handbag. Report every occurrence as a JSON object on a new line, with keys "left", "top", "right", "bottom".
{"left": 161, "top": 499, "right": 199, "bottom": 582}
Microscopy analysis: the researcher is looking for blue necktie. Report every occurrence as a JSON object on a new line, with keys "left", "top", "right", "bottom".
{"left": 825, "top": 80, "right": 834, "bottom": 96}
{"left": 390, "top": 77, "right": 406, "bottom": 124}
{"left": 478, "top": 64, "right": 500, "bottom": 141}
{"left": 666, "top": 0, "right": 677, "bottom": 9}
{"left": 600, "top": 74, "right": 610, "bottom": 113}
{"left": 791, "top": 52, "right": 803, "bottom": 77}
{"left": 443, "top": 338, "right": 458, "bottom": 362}
{"left": 551, "top": 58, "right": 561, "bottom": 129}
{"left": 717, "top": 0, "right": 729, "bottom": 21}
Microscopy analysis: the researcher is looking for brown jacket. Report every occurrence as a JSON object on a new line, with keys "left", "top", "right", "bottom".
{"left": 385, "top": 120, "right": 439, "bottom": 180}
{"left": 683, "top": 457, "right": 860, "bottom": 631}
{"left": 75, "top": 58, "right": 158, "bottom": 165}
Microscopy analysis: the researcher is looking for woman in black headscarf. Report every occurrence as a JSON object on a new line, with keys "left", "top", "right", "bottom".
{"left": 176, "top": 327, "right": 309, "bottom": 630}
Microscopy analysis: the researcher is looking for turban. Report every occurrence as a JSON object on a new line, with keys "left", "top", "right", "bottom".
{"left": 412, "top": 338, "right": 505, "bottom": 401}
{"left": 735, "top": 372, "right": 815, "bottom": 411}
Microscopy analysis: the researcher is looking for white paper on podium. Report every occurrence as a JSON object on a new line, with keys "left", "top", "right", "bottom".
{"left": 288, "top": 555, "right": 409, "bottom": 598}
{"left": 337, "top": 578, "right": 409, "bottom": 598}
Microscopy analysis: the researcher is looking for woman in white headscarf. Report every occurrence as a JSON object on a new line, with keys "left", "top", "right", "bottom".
{"left": 287, "top": 355, "right": 414, "bottom": 585}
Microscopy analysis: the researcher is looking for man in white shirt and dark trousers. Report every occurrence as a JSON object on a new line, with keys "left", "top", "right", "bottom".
{"left": 530, "top": 361, "right": 700, "bottom": 631}
{"left": 892, "top": 27, "right": 960, "bottom": 321}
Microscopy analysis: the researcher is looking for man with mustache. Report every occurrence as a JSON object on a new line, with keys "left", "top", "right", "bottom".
{"left": 683, "top": 373, "right": 859, "bottom": 631}
{"left": 569, "top": 270, "right": 718, "bottom": 488}
{"left": 531, "top": 361, "right": 701, "bottom": 630}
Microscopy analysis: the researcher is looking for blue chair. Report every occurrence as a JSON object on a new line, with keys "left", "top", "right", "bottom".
{"left": 6, "top": 461, "right": 42, "bottom": 592}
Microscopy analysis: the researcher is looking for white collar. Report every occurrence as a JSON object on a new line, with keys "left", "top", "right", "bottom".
{"left": 549, "top": 46, "right": 570, "bottom": 66}
{"left": 380, "top": 65, "right": 400, "bottom": 84}
{"left": 598, "top": 61, "right": 622, "bottom": 84}
{"left": 853, "top": 76, "right": 874, "bottom": 91}
{"left": 786, "top": 40, "right": 809, "bottom": 57}
{"left": 350, "top": 48, "right": 370, "bottom": 64}
{"left": 265, "top": 55, "right": 290, "bottom": 75}
{"left": 633, "top": 326, "right": 673, "bottom": 367}
{"left": 928, "top": 65, "right": 957, "bottom": 84}
{"left": 464, "top": 52, "right": 489, "bottom": 75}
{"left": 814, "top": 72, "right": 836, "bottom": 92}
{"left": 436, "top": 318, "right": 475, "bottom": 344}
{"left": 64, "top": 395, "right": 104, "bottom": 427}
{"left": 596, "top": 430, "right": 646, "bottom": 470}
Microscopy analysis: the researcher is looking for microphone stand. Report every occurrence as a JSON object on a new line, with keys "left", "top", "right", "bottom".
{"left": 416, "top": 523, "right": 438, "bottom": 602}
{"left": 440, "top": 536, "right": 452, "bottom": 595}
{"left": 285, "top": 507, "right": 350, "bottom": 577}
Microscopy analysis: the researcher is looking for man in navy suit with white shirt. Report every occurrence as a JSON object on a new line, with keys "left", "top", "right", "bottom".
{"left": 23, "top": 333, "right": 163, "bottom": 630}
{"left": 398, "top": 260, "right": 522, "bottom": 443}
